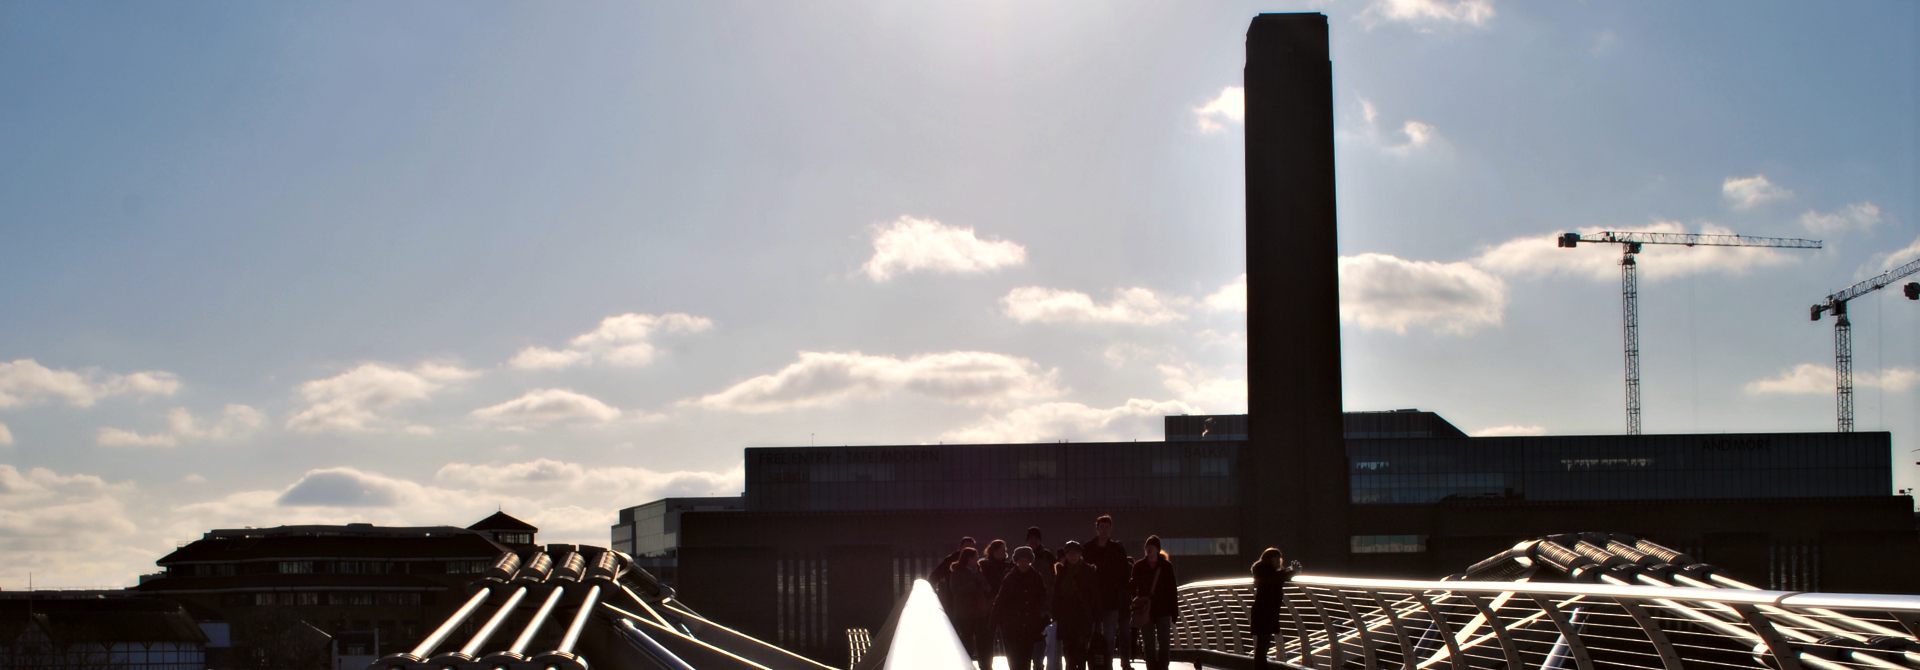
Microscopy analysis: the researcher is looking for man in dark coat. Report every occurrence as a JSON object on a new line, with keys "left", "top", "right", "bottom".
{"left": 948, "top": 546, "right": 994, "bottom": 666}
{"left": 1130, "top": 535, "right": 1178, "bottom": 670}
{"left": 1052, "top": 541, "right": 1099, "bottom": 670}
{"left": 931, "top": 536, "right": 976, "bottom": 607}
{"left": 1251, "top": 547, "right": 1300, "bottom": 670}
{"left": 1083, "top": 515, "right": 1131, "bottom": 667}
{"left": 994, "top": 546, "right": 1050, "bottom": 670}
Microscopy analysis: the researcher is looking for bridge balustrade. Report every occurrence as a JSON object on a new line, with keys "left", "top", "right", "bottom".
{"left": 1172, "top": 574, "right": 1920, "bottom": 670}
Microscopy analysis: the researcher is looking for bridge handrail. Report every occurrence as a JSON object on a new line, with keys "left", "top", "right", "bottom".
{"left": 1182, "top": 574, "right": 1919, "bottom": 608}
{"left": 1172, "top": 573, "right": 1920, "bottom": 670}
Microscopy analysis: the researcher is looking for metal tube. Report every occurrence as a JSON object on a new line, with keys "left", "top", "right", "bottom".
{"left": 616, "top": 618, "right": 697, "bottom": 670}
{"left": 408, "top": 588, "right": 492, "bottom": 657}
{"left": 459, "top": 586, "right": 528, "bottom": 656}
{"left": 508, "top": 585, "right": 567, "bottom": 655}
{"left": 559, "top": 584, "right": 601, "bottom": 653}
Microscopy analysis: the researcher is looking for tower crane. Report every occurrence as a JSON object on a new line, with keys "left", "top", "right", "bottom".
{"left": 1809, "top": 255, "right": 1920, "bottom": 432}
{"left": 1558, "top": 231, "right": 1823, "bottom": 434}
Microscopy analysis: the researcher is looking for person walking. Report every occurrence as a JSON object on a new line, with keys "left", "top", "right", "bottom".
{"left": 981, "top": 539, "right": 1013, "bottom": 601}
{"left": 1250, "top": 547, "right": 1300, "bottom": 670}
{"left": 995, "top": 546, "right": 1050, "bottom": 670}
{"left": 948, "top": 546, "right": 994, "bottom": 667}
{"left": 1023, "top": 527, "right": 1059, "bottom": 670}
{"left": 1129, "top": 535, "right": 1178, "bottom": 670}
{"left": 932, "top": 536, "right": 977, "bottom": 607}
{"left": 1052, "top": 541, "right": 1099, "bottom": 670}
{"left": 1083, "top": 515, "right": 1131, "bottom": 668}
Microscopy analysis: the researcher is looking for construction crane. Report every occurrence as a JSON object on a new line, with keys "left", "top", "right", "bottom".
{"left": 1809, "top": 255, "right": 1920, "bottom": 432}
{"left": 1558, "top": 231, "right": 1823, "bottom": 434}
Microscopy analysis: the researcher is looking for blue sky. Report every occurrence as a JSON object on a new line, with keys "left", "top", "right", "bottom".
{"left": 1, "top": 0, "right": 1915, "bottom": 588}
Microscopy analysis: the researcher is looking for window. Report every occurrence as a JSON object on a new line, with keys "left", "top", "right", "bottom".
{"left": 1351, "top": 535, "right": 1428, "bottom": 554}
{"left": 447, "top": 560, "right": 488, "bottom": 574}
{"left": 279, "top": 561, "right": 314, "bottom": 574}
{"left": 294, "top": 592, "right": 321, "bottom": 605}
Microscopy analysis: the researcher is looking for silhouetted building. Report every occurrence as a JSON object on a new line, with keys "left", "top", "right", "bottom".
{"left": 468, "top": 510, "right": 539, "bottom": 548}
{"left": 670, "top": 410, "right": 1917, "bottom": 663}
{"left": 0, "top": 594, "right": 207, "bottom": 669}
{"left": 610, "top": 496, "right": 745, "bottom": 588}
{"left": 134, "top": 516, "right": 524, "bottom": 669}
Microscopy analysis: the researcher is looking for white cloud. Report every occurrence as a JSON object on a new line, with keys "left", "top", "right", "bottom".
{"left": 1352, "top": 97, "right": 1442, "bottom": 154}
{"left": 690, "top": 350, "right": 1061, "bottom": 413}
{"left": 0, "top": 465, "right": 142, "bottom": 589}
{"left": 1157, "top": 364, "right": 1247, "bottom": 414}
{"left": 0, "top": 359, "right": 179, "bottom": 409}
{"left": 277, "top": 467, "right": 423, "bottom": 507}
{"left": 1390, "top": 120, "right": 1438, "bottom": 153}
{"left": 941, "top": 399, "right": 1199, "bottom": 444}
{"left": 1799, "top": 202, "right": 1881, "bottom": 235}
{"left": 1745, "top": 364, "right": 1918, "bottom": 395}
{"left": 1861, "top": 234, "right": 1920, "bottom": 279}
{"left": 1001, "top": 287, "right": 1186, "bottom": 325}
{"left": 1205, "top": 258, "right": 1505, "bottom": 335}
{"left": 513, "top": 312, "right": 714, "bottom": 370}
{"left": 508, "top": 346, "right": 587, "bottom": 370}
{"left": 436, "top": 459, "right": 744, "bottom": 503}
{"left": 860, "top": 216, "right": 1027, "bottom": 282}
{"left": 1722, "top": 174, "right": 1792, "bottom": 210}
{"left": 471, "top": 389, "right": 622, "bottom": 429}
{"left": 1473, "top": 221, "right": 1806, "bottom": 283}
{"left": 1341, "top": 253, "right": 1507, "bottom": 335}
{"left": 0, "top": 422, "right": 9, "bottom": 446}
{"left": 1193, "top": 86, "right": 1244, "bottom": 133}
{"left": 95, "top": 428, "right": 177, "bottom": 448}
{"left": 1205, "top": 274, "right": 1247, "bottom": 312}
{"left": 1472, "top": 425, "right": 1547, "bottom": 437}
{"left": 1359, "top": 0, "right": 1495, "bottom": 29}
{"left": 98, "top": 404, "right": 266, "bottom": 448}
{"left": 285, "top": 362, "right": 477, "bottom": 434}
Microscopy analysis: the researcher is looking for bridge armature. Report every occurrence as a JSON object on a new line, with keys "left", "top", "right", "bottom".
{"left": 372, "top": 533, "right": 1920, "bottom": 670}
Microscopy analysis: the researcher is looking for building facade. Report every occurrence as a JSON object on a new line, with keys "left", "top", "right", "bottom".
{"left": 671, "top": 411, "right": 1917, "bottom": 664}
{"left": 133, "top": 515, "right": 526, "bottom": 669}
{"left": 610, "top": 496, "right": 745, "bottom": 588}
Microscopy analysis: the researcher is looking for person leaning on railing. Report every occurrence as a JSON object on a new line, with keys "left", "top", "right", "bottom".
{"left": 1250, "top": 547, "right": 1300, "bottom": 670}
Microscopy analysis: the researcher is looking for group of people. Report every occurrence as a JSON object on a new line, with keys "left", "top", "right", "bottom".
{"left": 926, "top": 515, "right": 1182, "bottom": 670}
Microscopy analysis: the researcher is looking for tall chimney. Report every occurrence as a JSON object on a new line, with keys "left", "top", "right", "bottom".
{"left": 1242, "top": 13, "right": 1350, "bottom": 570}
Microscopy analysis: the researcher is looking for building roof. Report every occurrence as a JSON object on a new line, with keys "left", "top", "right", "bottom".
{"left": 155, "top": 531, "right": 504, "bottom": 564}
{"left": 468, "top": 510, "right": 538, "bottom": 532}
{"left": 134, "top": 573, "right": 456, "bottom": 593}
{"left": 0, "top": 598, "right": 207, "bottom": 645}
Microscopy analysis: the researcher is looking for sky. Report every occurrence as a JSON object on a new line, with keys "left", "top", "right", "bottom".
{"left": 1, "top": 0, "right": 1915, "bottom": 589}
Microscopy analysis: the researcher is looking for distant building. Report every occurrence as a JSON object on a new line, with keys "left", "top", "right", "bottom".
{"left": 610, "top": 497, "right": 745, "bottom": 587}
{"left": 134, "top": 514, "right": 529, "bottom": 669}
{"left": 665, "top": 410, "right": 1918, "bottom": 664}
{"left": 0, "top": 594, "right": 207, "bottom": 669}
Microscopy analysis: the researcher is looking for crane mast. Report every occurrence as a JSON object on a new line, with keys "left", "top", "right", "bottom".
{"left": 1810, "top": 255, "right": 1920, "bottom": 432}
{"left": 1559, "top": 231, "right": 1822, "bottom": 434}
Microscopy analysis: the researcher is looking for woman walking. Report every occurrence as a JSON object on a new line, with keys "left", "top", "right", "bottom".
{"left": 1129, "top": 535, "right": 1178, "bottom": 670}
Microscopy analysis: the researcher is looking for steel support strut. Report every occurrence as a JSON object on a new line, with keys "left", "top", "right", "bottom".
{"left": 1835, "top": 310, "right": 1853, "bottom": 432}
{"left": 1621, "top": 250, "right": 1643, "bottom": 435}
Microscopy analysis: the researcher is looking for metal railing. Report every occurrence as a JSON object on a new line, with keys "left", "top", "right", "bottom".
{"left": 1173, "top": 574, "right": 1920, "bottom": 670}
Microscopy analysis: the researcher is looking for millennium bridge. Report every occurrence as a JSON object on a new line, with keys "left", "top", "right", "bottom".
{"left": 371, "top": 533, "right": 1920, "bottom": 670}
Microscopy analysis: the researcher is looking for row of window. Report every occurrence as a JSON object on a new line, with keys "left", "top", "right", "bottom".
{"left": 172, "top": 559, "right": 490, "bottom": 578}
{"left": 751, "top": 477, "right": 1239, "bottom": 511}
{"left": 222, "top": 591, "right": 427, "bottom": 607}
